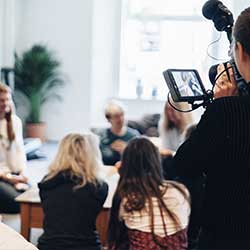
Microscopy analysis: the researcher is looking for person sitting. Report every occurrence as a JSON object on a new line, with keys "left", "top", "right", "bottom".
{"left": 108, "top": 137, "right": 190, "bottom": 250}
{"left": 0, "top": 83, "right": 27, "bottom": 214}
{"left": 158, "top": 101, "right": 193, "bottom": 153}
{"left": 99, "top": 100, "right": 139, "bottom": 165}
{"left": 37, "top": 133, "right": 108, "bottom": 250}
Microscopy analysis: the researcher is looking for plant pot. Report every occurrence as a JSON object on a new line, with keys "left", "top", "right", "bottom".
{"left": 26, "top": 123, "right": 46, "bottom": 142}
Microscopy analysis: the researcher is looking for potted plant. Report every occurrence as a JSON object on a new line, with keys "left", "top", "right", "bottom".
{"left": 14, "top": 44, "right": 65, "bottom": 141}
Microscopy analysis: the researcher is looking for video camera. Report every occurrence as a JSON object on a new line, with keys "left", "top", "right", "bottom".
{"left": 163, "top": 0, "right": 248, "bottom": 109}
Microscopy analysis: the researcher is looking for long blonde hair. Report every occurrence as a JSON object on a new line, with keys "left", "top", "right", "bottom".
{"left": 162, "top": 101, "right": 193, "bottom": 133}
{"left": 45, "top": 133, "right": 102, "bottom": 188}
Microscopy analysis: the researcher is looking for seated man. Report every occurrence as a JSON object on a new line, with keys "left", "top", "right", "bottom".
{"left": 0, "top": 83, "right": 27, "bottom": 213}
{"left": 100, "top": 100, "right": 139, "bottom": 165}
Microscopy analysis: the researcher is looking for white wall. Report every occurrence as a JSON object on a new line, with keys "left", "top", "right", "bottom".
{"left": 89, "top": 0, "right": 174, "bottom": 128}
{"left": 11, "top": 0, "right": 247, "bottom": 139}
{"left": 0, "top": 0, "right": 15, "bottom": 68}
{"left": 14, "top": 0, "right": 168, "bottom": 139}
{"left": 90, "top": 0, "right": 122, "bottom": 128}
{"left": 15, "top": 0, "right": 93, "bottom": 140}
{"left": 0, "top": 0, "right": 4, "bottom": 69}
{"left": 233, "top": 0, "right": 249, "bottom": 16}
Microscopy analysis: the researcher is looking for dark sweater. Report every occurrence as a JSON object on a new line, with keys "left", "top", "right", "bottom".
{"left": 100, "top": 127, "right": 139, "bottom": 165}
{"left": 37, "top": 172, "right": 108, "bottom": 250}
{"left": 173, "top": 96, "right": 250, "bottom": 249}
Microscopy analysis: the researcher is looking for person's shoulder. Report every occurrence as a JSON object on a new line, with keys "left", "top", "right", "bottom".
{"left": 209, "top": 96, "right": 245, "bottom": 108}
{"left": 163, "top": 180, "right": 189, "bottom": 198}
{"left": 84, "top": 179, "right": 108, "bottom": 192}
{"left": 98, "top": 128, "right": 110, "bottom": 137}
{"left": 127, "top": 127, "right": 140, "bottom": 136}
{"left": 97, "top": 179, "right": 109, "bottom": 192}
{"left": 85, "top": 180, "right": 109, "bottom": 201}
{"left": 38, "top": 172, "right": 72, "bottom": 191}
{"left": 11, "top": 114, "right": 22, "bottom": 125}
{"left": 207, "top": 96, "right": 249, "bottom": 115}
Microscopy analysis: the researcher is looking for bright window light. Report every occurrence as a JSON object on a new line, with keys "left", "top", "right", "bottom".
{"left": 119, "top": 0, "right": 233, "bottom": 100}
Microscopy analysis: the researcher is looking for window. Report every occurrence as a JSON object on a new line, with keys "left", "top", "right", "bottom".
{"left": 119, "top": 0, "right": 233, "bottom": 100}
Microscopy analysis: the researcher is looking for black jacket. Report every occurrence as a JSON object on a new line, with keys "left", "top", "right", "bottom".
{"left": 174, "top": 96, "right": 250, "bottom": 249}
{"left": 37, "top": 172, "right": 108, "bottom": 250}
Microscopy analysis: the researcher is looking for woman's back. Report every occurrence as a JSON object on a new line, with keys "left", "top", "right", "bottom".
{"left": 108, "top": 137, "right": 190, "bottom": 250}
{"left": 118, "top": 181, "right": 189, "bottom": 250}
{"left": 38, "top": 172, "right": 108, "bottom": 250}
{"left": 37, "top": 133, "right": 107, "bottom": 250}
{"left": 120, "top": 181, "right": 190, "bottom": 237}
{"left": 174, "top": 95, "right": 250, "bottom": 249}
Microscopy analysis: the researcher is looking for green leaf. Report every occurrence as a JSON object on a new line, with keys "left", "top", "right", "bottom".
{"left": 14, "top": 44, "right": 66, "bottom": 123}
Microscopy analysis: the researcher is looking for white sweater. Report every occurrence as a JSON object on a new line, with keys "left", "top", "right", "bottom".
{"left": 158, "top": 117, "right": 185, "bottom": 152}
{"left": 119, "top": 181, "right": 190, "bottom": 237}
{"left": 0, "top": 222, "right": 37, "bottom": 250}
{"left": 0, "top": 115, "right": 26, "bottom": 174}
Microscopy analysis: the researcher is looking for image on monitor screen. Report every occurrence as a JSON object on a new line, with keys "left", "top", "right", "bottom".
{"left": 172, "top": 71, "right": 204, "bottom": 97}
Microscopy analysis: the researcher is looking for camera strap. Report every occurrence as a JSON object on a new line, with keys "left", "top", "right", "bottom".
{"left": 223, "top": 62, "right": 231, "bottom": 81}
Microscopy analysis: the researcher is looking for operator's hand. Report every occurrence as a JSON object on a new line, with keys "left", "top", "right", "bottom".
{"left": 1, "top": 173, "right": 28, "bottom": 185}
{"left": 214, "top": 63, "right": 238, "bottom": 99}
{"left": 111, "top": 140, "right": 127, "bottom": 154}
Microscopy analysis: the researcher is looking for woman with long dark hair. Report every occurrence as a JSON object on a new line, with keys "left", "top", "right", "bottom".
{"left": 108, "top": 137, "right": 190, "bottom": 250}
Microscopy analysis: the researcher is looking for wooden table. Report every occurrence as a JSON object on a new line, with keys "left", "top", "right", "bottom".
{"left": 16, "top": 166, "right": 119, "bottom": 246}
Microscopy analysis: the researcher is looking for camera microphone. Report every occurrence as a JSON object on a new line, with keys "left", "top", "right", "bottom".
{"left": 202, "top": 0, "right": 220, "bottom": 20}
{"left": 202, "top": 0, "right": 234, "bottom": 42}
{"left": 202, "top": 0, "right": 235, "bottom": 86}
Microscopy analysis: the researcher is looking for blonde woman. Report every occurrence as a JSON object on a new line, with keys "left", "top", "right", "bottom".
{"left": 159, "top": 101, "right": 193, "bottom": 152}
{"left": 38, "top": 133, "right": 108, "bottom": 250}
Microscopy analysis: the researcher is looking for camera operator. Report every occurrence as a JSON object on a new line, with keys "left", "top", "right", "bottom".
{"left": 173, "top": 7, "right": 250, "bottom": 249}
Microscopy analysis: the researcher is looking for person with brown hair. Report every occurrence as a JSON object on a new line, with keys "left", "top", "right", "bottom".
{"left": 38, "top": 133, "right": 108, "bottom": 250}
{"left": 108, "top": 137, "right": 190, "bottom": 250}
{"left": 0, "top": 82, "right": 27, "bottom": 213}
{"left": 173, "top": 7, "right": 250, "bottom": 249}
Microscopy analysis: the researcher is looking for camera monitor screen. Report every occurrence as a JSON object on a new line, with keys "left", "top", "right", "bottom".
{"left": 163, "top": 69, "right": 207, "bottom": 102}
{"left": 172, "top": 71, "right": 204, "bottom": 97}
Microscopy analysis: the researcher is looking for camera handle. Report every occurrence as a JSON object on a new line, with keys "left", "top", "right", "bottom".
{"left": 188, "top": 90, "right": 214, "bottom": 110}
{"left": 167, "top": 90, "right": 214, "bottom": 113}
